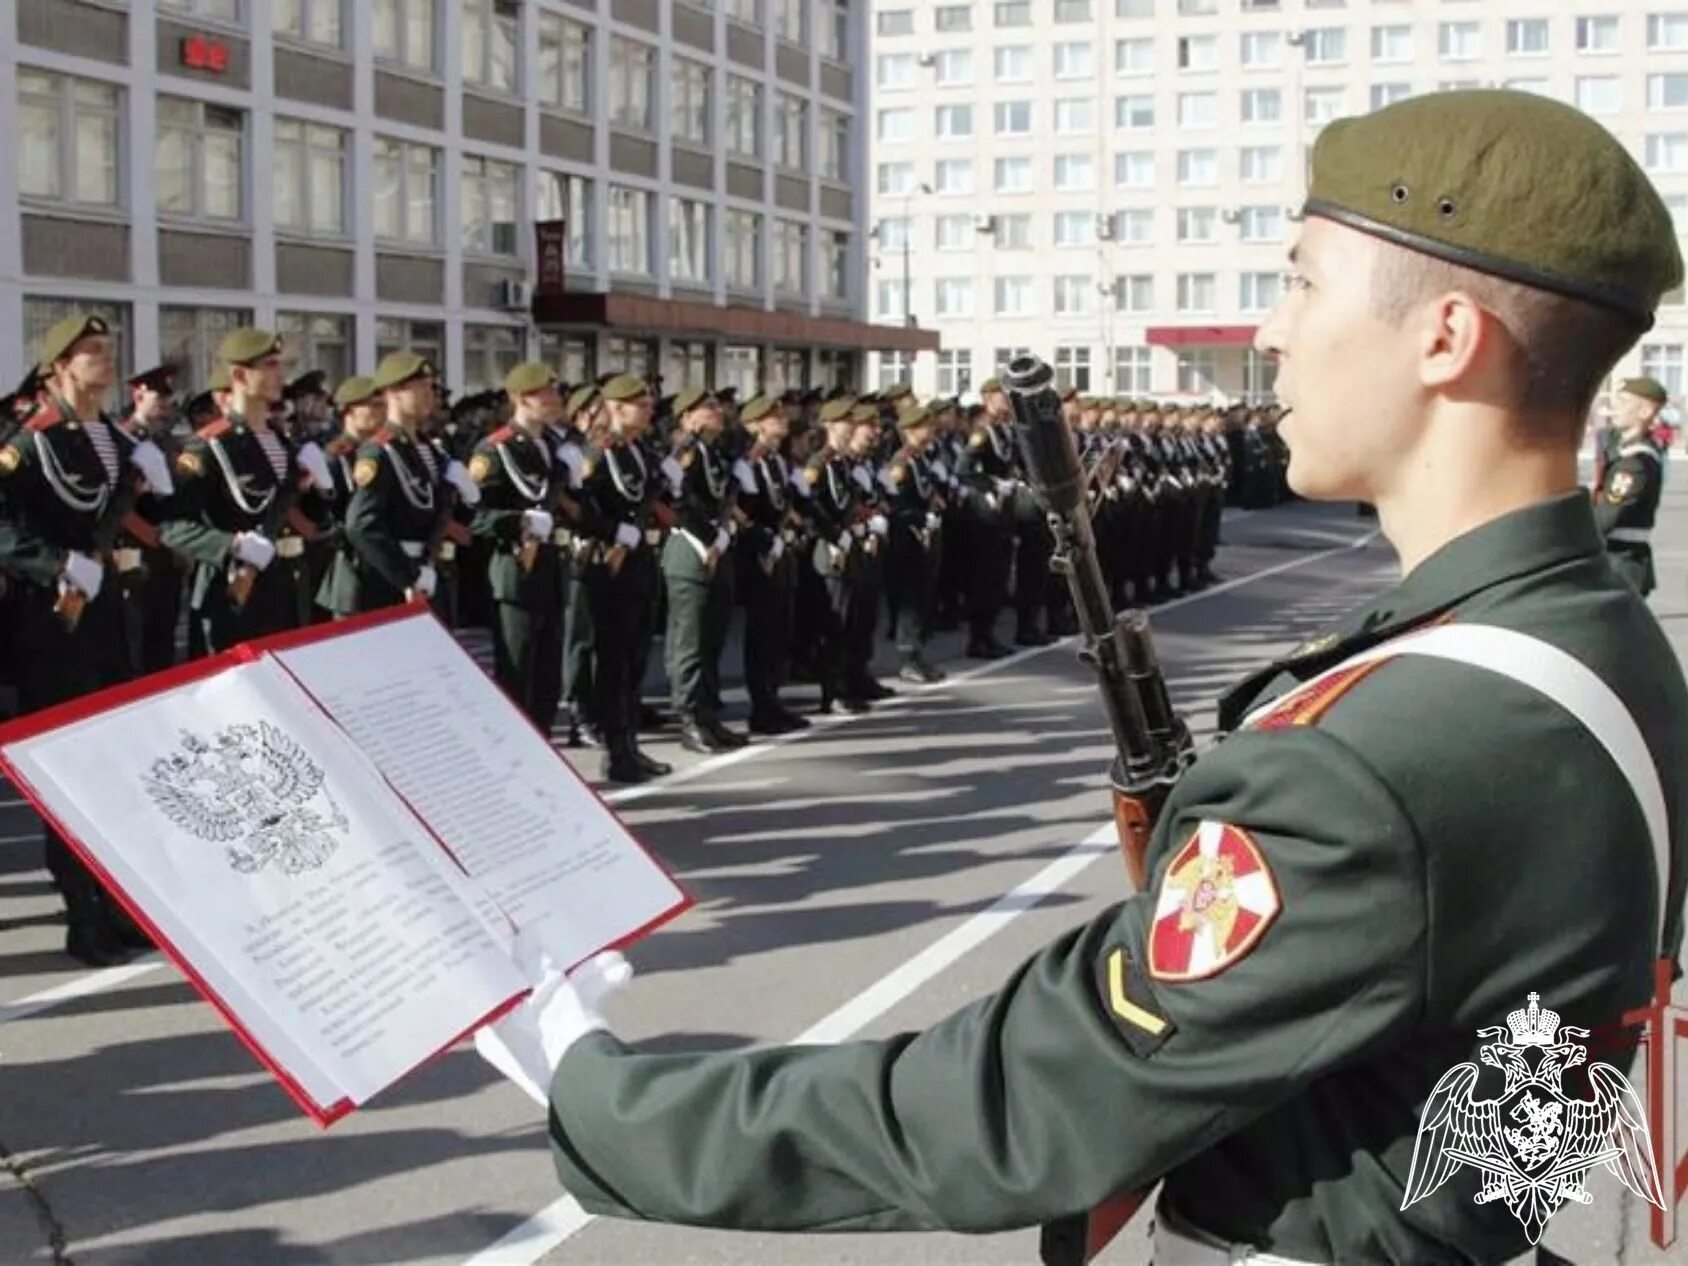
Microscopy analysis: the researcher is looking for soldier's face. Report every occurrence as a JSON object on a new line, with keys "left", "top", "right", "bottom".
{"left": 133, "top": 385, "right": 173, "bottom": 425}
{"left": 1256, "top": 218, "right": 1418, "bottom": 503}
{"left": 849, "top": 423, "right": 876, "bottom": 456}
{"left": 346, "top": 402, "right": 383, "bottom": 439}
{"left": 1614, "top": 391, "right": 1659, "bottom": 435}
{"left": 60, "top": 334, "right": 116, "bottom": 394}
{"left": 235, "top": 354, "right": 286, "bottom": 404}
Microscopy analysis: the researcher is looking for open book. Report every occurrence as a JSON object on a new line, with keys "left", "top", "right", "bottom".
{"left": 0, "top": 605, "right": 690, "bottom": 1125}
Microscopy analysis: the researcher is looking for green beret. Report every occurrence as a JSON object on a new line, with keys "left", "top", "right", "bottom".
{"left": 217, "top": 327, "right": 284, "bottom": 367}
{"left": 207, "top": 363, "right": 232, "bottom": 392}
{"left": 817, "top": 396, "right": 856, "bottom": 423}
{"left": 850, "top": 403, "right": 878, "bottom": 423}
{"left": 371, "top": 351, "right": 435, "bottom": 391}
{"left": 333, "top": 375, "right": 377, "bottom": 408}
{"left": 602, "top": 373, "right": 648, "bottom": 402}
{"left": 881, "top": 383, "right": 913, "bottom": 403}
{"left": 503, "top": 361, "right": 558, "bottom": 395}
{"left": 672, "top": 386, "right": 715, "bottom": 417}
{"left": 979, "top": 377, "right": 1003, "bottom": 395}
{"left": 566, "top": 383, "right": 601, "bottom": 417}
{"left": 1620, "top": 376, "right": 1670, "bottom": 404}
{"left": 37, "top": 312, "right": 112, "bottom": 370}
{"left": 896, "top": 403, "right": 933, "bottom": 432}
{"left": 740, "top": 395, "right": 777, "bottom": 424}
{"left": 1306, "top": 89, "right": 1683, "bottom": 329}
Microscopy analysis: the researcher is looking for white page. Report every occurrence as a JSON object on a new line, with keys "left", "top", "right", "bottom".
{"left": 3, "top": 658, "right": 528, "bottom": 1110}
{"left": 274, "top": 611, "right": 686, "bottom": 971}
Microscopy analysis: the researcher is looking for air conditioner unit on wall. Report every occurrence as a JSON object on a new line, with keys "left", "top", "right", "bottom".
{"left": 497, "top": 279, "right": 532, "bottom": 310}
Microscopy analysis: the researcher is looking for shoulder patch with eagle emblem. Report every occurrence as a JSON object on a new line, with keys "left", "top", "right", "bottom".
{"left": 467, "top": 453, "right": 494, "bottom": 484}
{"left": 0, "top": 444, "right": 19, "bottom": 476}
{"left": 354, "top": 457, "right": 380, "bottom": 488}
{"left": 176, "top": 449, "right": 204, "bottom": 478}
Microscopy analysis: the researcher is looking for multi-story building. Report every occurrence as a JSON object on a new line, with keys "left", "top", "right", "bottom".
{"left": 3, "top": 0, "right": 935, "bottom": 398}
{"left": 868, "top": 0, "right": 1688, "bottom": 401}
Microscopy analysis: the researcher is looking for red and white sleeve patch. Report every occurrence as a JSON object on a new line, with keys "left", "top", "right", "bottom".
{"left": 1148, "top": 821, "right": 1282, "bottom": 982}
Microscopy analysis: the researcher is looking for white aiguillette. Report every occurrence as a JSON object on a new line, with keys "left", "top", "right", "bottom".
{"left": 0, "top": 606, "right": 691, "bottom": 1125}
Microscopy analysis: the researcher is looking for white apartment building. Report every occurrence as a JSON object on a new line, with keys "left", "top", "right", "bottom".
{"left": 4, "top": 0, "right": 934, "bottom": 399}
{"left": 868, "top": 0, "right": 1688, "bottom": 402}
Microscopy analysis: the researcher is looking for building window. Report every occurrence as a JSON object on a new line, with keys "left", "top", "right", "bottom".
{"left": 775, "top": 93, "right": 807, "bottom": 169}
{"left": 1176, "top": 273, "right": 1216, "bottom": 313}
{"left": 1054, "top": 154, "right": 1095, "bottom": 191}
{"left": 934, "top": 158, "right": 974, "bottom": 194}
{"left": 1054, "top": 210, "right": 1096, "bottom": 245}
{"left": 818, "top": 0, "right": 848, "bottom": 59}
{"left": 1115, "top": 151, "right": 1154, "bottom": 188}
{"left": 1239, "top": 271, "right": 1283, "bottom": 313}
{"left": 1650, "top": 74, "right": 1688, "bottom": 111}
{"left": 995, "top": 276, "right": 1034, "bottom": 315}
{"left": 935, "top": 277, "right": 974, "bottom": 316}
{"left": 773, "top": 0, "right": 806, "bottom": 44}
{"left": 17, "top": 70, "right": 121, "bottom": 209}
{"left": 539, "top": 333, "right": 594, "bottom": 384}
{"left": 1577, "top": 77, "right": 1622, "bottom": 115}
{"left": 1507, "top": 18, "right": 1549, "bottom": 56}
{"left": 877, "top": 216, "right": 911, "bottom": 251}
{"left": 726, "top": 76, "right": 761, "bottom": 158}
{"left": 877, "top": 279, "right": 908, "bottom": 319}
{"left": 161, "top": 305, "right": 251, "bottom": 391}
{"left": 1177, "top": 349, "right": 1218, "bottom": 395}
{"left": 537, "top": 14, "right": 590, "bottom": 113}
{"left": 371, "top": 136, "right": 435, "bottom": 244}
{"left": 875, "top": 350, "right": 911, "bottom": 390}
{"left": 1240, "top": 88, "right": 1280, "bottom": 125}
{"left": 767, "top": 348, "right": 808, "bottom": 394}
{"left": 1118, "top": 0, "right": 1153, "bottom": 14}
{"left": 1053, "top": 98, "right": 1093, "bottom": 135}
{"left": 670, "top": 197, "right": 710, "bottom": 287}
{"left": 935, "top": 3, "right": 973, "bottom": 32}
{"left": 1177, "top": 0, "right": 1216, "bottom": 13}
{"left": 610, "top": 38, "right": 655, "bottom": 131}
{"left": 878, "top": 161, "right": 915, "bottom": 194}
{"left": 1369, "top": 24, "right": 1411, "bottom": 62}
{"left": 1244, "top": 348, "right": 1276, "bottom": 399}
{"left": 1176, "top": 148, "right": 1217, "bottom": 186}
{"left": 1177, "top": 34, "right": 1217, "bottom": 71}
{"left": 878, "top": 53, "right": 916, "bottom": 89}
{"left": 1651, "top": 13, "right": 1688, "bottom": 50}
{"left": 602, "top": 335, "right": 656, "bottom": 378}
{"left": 773, "top": 218, "right": 807, "bottom": 294}
{"left": 935, "top": 214, "right": 971, "bottom": 250}
{"left": 1641, "top": 344, "right": 1685, "bottom": 397}
{"left": 672, "top": 59, "right": 711, "bottom": 146}
{"left": 1177, "top": 92, "right": 1217, "bottom": 129}
{"left": 993, "top": 1, "right": 1032, "bottom": 27}
{"left": 1576, "top": 16, "right": 1620, "bottom": 53}
{"left": 824, "top": 230, "right": 850, "bottom": 300}
{"left": 995, "top": 101, "right": 1033, "bottom": 135}
{"left": 1113, "top": 274, "right": 1154, "bottom": 313}
{"left": 1116, "top": 37, "right": 1155, "bottom": 75}
{"left": 725, "top": 209, "right": 761, "bottom": 288}
{"left": 1438, "top": 21, "right": 1482, "bottom": 61}
{"left": 273, "top": 119, "right": 346, "bottom": 237}
{"left": 934, "top": 49, "right": 974, "bottom": 84}
{"left": 723, "top": 345, "right": 764, "bottom": 396}
{"left": 1053, "top": 276, "right": 1094, "bottom": 314}
{"left": 374, "top": 0, "right": 436, "bottom": 71}
{"left": 463, "top": 0, "right": 519, "bottom": 93}
{"left": 1054, "top": 346, "right": 1092, "bottom": 392}
{"left": 877, "top": 8, "right": 914, "bottom": 35}
{"left": 1371, "top": 83, "right": 1411, "bottom": 110}
{"left": 995, "top": 45, "right": 1033, "bottom": 81}
{"left": 1304, "top": 28, "right": 1347, "bottom": 64}
{"left": 536, "top": 169, "right": 592, "bottom": 267}
{"left": 995, "top": 345, "right": 1033, "bottom": 375}
{"left": 1240, "top": 145, "right": 1282, "bottom": 184}
{"left": 1054, "top": 41, "right": 1094, "bottom": 79}
{"left": 1176, "top": 206, "right": 1216, "bottom": 243}
{"left": 1116, "top": 94, "right": 1155, "bottom": 129}
{"left": 1055, "top": 0, "right": 1092, "bottom": 19}
{"left": 1114, "top": 208, "right": 1154, "bottom": 244}
{"left": 375, "top": 317, "right": 444, "bottom": 367}
{"left": 607, "top": 185, "right": 653, "bottom": 274}
{"left": 460, "top": 154, "right": 518, "bottom": 255}
{"left": 464, "top": 324, "right": 522, "bottom": 393}
{"left": 1115, "top": 346, "right": 1151, "bottom": 393}
{"left": 23, "top": 298, "right": 131, "bottom": 393}
{"left": 1240, "top": 206, "right": 1283, "bottom": 243}
{"left": 820, "top": 110, "right": 849, "bottom": 181}
{"left": 726, "top": 0, "right": 763, "bottom": 26}
{"left": 1240, "top": 31, "right": 1281, "bottom": 68}
{"left": 994, "top": 213, "right": 1032, "bottom": 248}
{"left": 275, "top": 0, "right": 344, "bottom": 48}
{"left": 156, "top": 97, "right": 244, "bottom": 222}
{"left": 1666, "top": 193, "right": 1688, "bottom": 235}
{"left": 664, "top": 340, "right": 713, "bottom": 391}
{"left": 276, "top": 312, "right": 351, "bottom": 385}
{"left": 936, "top": 350, "right": 973, "bottom": 395}
{"left": 1647, "top": 133, "right": 1688, "bottom": 172}
{"left": 935, "top": 104, "right": 974, "bottom": 140}
{"left": 1304, "top": 87, "right": 1346, "bottom": 126}
{"left": 160, "top": 0, "right": 241, "bottom": 20}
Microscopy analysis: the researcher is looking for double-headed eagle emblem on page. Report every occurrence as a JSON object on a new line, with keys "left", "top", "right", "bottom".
{"left": 1402, "top": 992, "right": 1664, "bottom": 1243}
{"left": 142, "top": 722, "right": 348, "bottom": 876}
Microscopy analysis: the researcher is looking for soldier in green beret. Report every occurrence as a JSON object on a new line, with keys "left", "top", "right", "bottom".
{"left": 559, "top": 382, "right": 605, "bottom": 747}
{"left": 479, "top": 89, "right": 1688, "bottom": 1265}
{"left": 1594, "top": 376, "right": 1671, "bottom": 594}
{"left": 880, "top": 403, "right": 948, "bottom": 684}
{"left": 114, "top": 364, "right": 186, "bottom": 673}
{"left": 954, "top": 382, "right": 1018, "bottom": 659}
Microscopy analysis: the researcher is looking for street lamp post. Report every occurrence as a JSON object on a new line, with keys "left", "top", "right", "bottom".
{"left": 902, "top": 181, "right": 932, "bottom": 328}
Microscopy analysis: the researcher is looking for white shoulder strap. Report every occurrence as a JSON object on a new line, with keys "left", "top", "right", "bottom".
{"left": 1248, "top": 624, "right": 1671, "bottom": 948}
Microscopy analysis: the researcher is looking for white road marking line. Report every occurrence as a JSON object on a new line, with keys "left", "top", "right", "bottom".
{"left": 463, "top": 825, "right": 1119, "bottom": 1266}
{"left": 459, "top": 527, "right": 1386, "bottom": 1265}
{"left": 0, "top": 957, "right": 165, "bottom": 1026}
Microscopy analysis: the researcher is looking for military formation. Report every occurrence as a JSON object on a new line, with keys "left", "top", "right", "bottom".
{"left": 0, "top": 315, "right": 1294, "bottom": 965}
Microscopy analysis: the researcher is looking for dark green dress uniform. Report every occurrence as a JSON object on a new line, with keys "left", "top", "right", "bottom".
{"left": 734, "top": 403, "right": 809, "bottom": 733}
{"left": 1595, "top": 435, "right": 1664, "bottom": 596}
{"left": 0, "top": 377, "right": 146, "bottom": 963}
{"left": 318, "top": 426, "right": 446, "bottom": 614}
{"left": 112, "top": 415, "right": 184, "bottom": 675}
{"left": 467, "top": 421, "right": 568, "bottom": 734}
{"left": 543, "top": 89, "right": 1688, "bottom": 1264}
{"left": 549, "top": 415, "right": 597, "bottom": 745}
{"left": 883, "top": 417, "right": 946, "bottom": 683}
{"left": 800, "top": 428, "right": 867, "bottom": 712}
{"left": 953, "top": 404, "right": 1016, "bottom": 658}
{"left": 844, "top": 414, "right": 893, "bottom": 703}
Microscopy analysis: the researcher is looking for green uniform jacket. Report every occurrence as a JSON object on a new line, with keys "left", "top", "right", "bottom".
{"left": 1594, "top": 437, "right": 1664, "bottom": 595}
{"left": 321, "top": 428, "right": 446, "bottom": 614}
{"left": 0, "top": 398, "right": 137, "bottom": 587}
{"left": 661, "top": 435, "right": 734, "bottom": 585}
{"left": 547, "top": 491, "right": 1688, "bottom": 1264}
{"left": 467, "top": 425, "right": 565, "bottom": 608}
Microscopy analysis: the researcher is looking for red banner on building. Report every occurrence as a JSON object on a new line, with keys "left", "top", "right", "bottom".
{"left": 535, "top": 221, "right": 568, "bottom": 296}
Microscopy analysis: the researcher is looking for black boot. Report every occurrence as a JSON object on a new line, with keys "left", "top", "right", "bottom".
{"left": 899, "top": 657, "right": 944, "bottom": 684}
{"left": 966, "top": 634, "right": 1011, "bottom": 659}
{"left": 680, "top": 718, "right": 729, "bottom": 754}
{"left": 601, "top": 739, "right": 649, "bottom": 785}
{"left": 633, "top": 747, "right": 672, "bottom": 778}
{"left": 705, "top": 716, "right": 749, "bottom": 748}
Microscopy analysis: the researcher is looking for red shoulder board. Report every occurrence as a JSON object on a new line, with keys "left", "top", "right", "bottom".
{"left": 1251, "top": 659, "right": 1390, "bottom": 731}
{"left": 24, "top": 400, "right": 64, "bottom": 432}
{"left": 371, "top": 428, "right": 397, "bottom": 447}
{"left": 488, "top": 425, "right": 515, "bottom": 444}
{"left": 326, "top": 436, "right": 357, "bottom": 457}
{"left": 196, "top": 418, "right": 232, "bottom": 439}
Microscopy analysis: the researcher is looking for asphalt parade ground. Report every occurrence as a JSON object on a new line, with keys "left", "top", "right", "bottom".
{"left": 3, "top": 484, "right": 1687, "bottom": 1266}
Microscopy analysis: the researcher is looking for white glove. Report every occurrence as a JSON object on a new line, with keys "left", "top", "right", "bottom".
{"left": 869, "top": 513, "right": 889, "bottom": 537}
{"left": 932, "top": 459, "right": 950, "bottom": 480}
{"left": 838, "top": 532, "right": 854, "bottom": 551}
{"left": 995, "top": 478, "right": 1017, "bottom": 498}
{"left": 767, "top": 535, "right": 785, "bottom": 562}
{"left": 732, "top": 458, "right": 757, "bottom": 494}
{"left": 926, "top": 511, "right": 943, "bottom": 533}
{"left": 295, "top": 441, "right": 334, "bottom": 494}
{"left": 614, "top": 522, "right": 641, "bottom": 550}
{"left": 712, "top": 528, "right": 730, "bottom": 554}
{"left": 412, "top": 565, "right": 437, "bottom": 598}
{"left": 522, "top": 509, "right": 555, "bottom": 540}
{"left": 445, "top": 459, "right": 482, "bottom": 507}
{"left": 61, "top": 551, "right": 103, "bottom": 601}
{"left": 232, "top": 532, "right": 276, "bottom": 570}
{"left": 129, "top": 440, "right": 175, "bottom": 497}
{"left": 474, "top": 948, "right": 633, "bottom": 1108}
{"left": 660, "top": 456, "right": 685, "bottom": 496}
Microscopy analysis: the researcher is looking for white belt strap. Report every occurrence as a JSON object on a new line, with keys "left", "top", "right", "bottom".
{"left": 1608, "top": 527, "right": 1653, "bottom": 544}
{"left": 1247, "top": 624, "right": 1670, "bottom": 948}
{"left": 399, "top": 540, "right": 427, "bottom": 558}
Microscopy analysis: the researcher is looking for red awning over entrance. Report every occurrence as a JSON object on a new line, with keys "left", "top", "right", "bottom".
{"left": 533, "top": 291, "right": 941, "bottom": 354}
{"left": 1145, "top": 326, "right": 1259, "bottom": 348}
